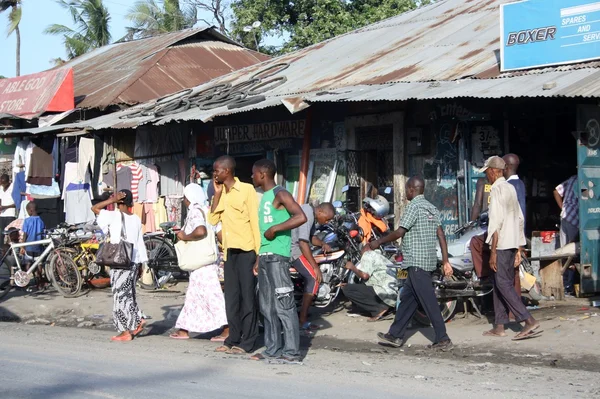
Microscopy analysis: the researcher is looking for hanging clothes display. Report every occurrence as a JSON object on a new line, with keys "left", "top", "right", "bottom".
{"left": 103, "top": 167, "right": 133, "bottom": 193}
{"left": 157, "top": 160, "right": 183, "bottom": 197}
{"left": 27, "top": 144, "right": 54, "bottom": 186}
{"left": 11, "top": 171, "right": 26, "bottom": 216}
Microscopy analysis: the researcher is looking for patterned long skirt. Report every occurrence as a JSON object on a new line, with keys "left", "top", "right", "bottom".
{"left": 175, "top": 264, "right": 227, "bottom": 333}
{"left": 110, "top": 265, "right": 142, "bottom": 332}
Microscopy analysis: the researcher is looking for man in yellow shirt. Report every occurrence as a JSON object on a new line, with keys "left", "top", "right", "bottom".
{"left": 209, "top": 155, "right": 261, "bottom": 354}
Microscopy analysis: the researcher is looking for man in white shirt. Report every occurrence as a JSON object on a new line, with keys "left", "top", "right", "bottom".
{"left": 0, "top": 174, "right": 16, "bottom": 234}
{"left": 480, "top": 156, "right": 540, "bottom": 340}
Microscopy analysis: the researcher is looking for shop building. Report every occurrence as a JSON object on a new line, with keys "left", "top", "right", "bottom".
{"left": 3, "top": 0, "right": 600, "bottom": 293}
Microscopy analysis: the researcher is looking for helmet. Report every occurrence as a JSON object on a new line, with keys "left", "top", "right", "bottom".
{"left": 363, "top": 195, "right": 390, "bottom": 218}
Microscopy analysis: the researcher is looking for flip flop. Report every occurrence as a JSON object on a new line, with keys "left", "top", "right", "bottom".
{"left": 482, "top": 330, "right": 507, "bottom": 338}
{"left": 250, "top": 353, "right": 267, "bottom": 361}
{"left": 301, "top": 322, "right": 319, "bottom": 331}
{"left": 512, "top": 330, "right": 543, "bottom": 341}
{"left": 215, "top": 345, "right": 231, "bottom": 353}
{"left": 226, "top": 346, "right": 247, "bottom": 355}
{"left": 169, "top": 333, "right": 189, "bottom": 340}
{"left": 210, "top": 335, "right": 227, "bottom": 342}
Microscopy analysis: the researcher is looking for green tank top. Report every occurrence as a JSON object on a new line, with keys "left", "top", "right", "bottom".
{"left": 259, "top": 186, "right": 292, "bottom": 257}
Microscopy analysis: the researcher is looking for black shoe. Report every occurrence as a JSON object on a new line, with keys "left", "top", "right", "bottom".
{"left": 428, "top": 339, "right": 453, "bottom": 352}
{"left": 377, "top": 332, "right": 404, "bottom": 348}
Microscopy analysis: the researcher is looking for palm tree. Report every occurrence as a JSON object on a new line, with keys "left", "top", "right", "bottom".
{"left": 1, "top": 0, "right": 22, "bottom": 76}
{"left": 44, "top": 0, "right": 111, "bottom": 60}
{"left": 125, "top": 0, "right": 197, "bottom": 40}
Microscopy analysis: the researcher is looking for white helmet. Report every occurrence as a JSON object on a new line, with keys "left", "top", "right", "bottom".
{"left": 363, "top": 195, "right": 390, "bottom": 218}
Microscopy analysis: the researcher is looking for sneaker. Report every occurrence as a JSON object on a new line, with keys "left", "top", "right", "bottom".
{"left": 377, "top": 332, "right": 404, "bottom": 348}
{"left": 428, "top": 339, "right": 453, "bottom": 352}
{"left": 269, "top": 356, "right": 303, "bottom": 365}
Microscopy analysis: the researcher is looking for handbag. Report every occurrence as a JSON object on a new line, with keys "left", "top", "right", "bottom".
{"left": 175, "top": 207, "right": 217, "bottom": 271}
{"left": 96, "top": 211, "right": 134, "bottom": 269}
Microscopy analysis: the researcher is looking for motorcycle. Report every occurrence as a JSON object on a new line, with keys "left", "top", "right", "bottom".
{"left": 290, "top": 207, "right": 364, "bottom": 308}
{"left": 412, "top": 212, "right": 542, "bottom": 325}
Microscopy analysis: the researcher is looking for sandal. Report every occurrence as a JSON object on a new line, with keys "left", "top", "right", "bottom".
{"left": 210, "top": 335, "right": 227, "bottom": 342}
{"left": 169, "top": 332, "right": 189, "bottom": 340}
{"left": 215, "top": 345, "right": 231, "bottom": 353}
{"left": 250, "top": 353, "right": 267, "bottom": 361}
{"left": 226, "top": 346, "right": 247, "bottom": 355}
{"left": 367, "top": 310, "right": 393, "bottom": 322}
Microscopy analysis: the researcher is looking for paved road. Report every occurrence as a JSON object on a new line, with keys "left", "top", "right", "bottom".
{"left": 0, "top": 323, "right": 598, "bottom": 399}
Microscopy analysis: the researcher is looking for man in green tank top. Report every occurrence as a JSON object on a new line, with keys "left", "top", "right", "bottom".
{"left": 251, "top": 159, "right": 307, "bottom": 364}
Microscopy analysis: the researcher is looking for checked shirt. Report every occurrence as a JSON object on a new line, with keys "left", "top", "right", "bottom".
{"left": 399, "top": 195, "right": 441, "bottom": 272}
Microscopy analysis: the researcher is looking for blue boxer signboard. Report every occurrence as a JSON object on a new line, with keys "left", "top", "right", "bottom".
{"left": 501, "top": 0, "right": 600, "bottom": 71}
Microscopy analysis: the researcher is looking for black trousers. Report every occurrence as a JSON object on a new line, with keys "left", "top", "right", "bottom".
{"left": 493, "top": 249, "right": 531, "bottom": 325}
{"left": 342, "top": 284, "right": 390, "bottom": 316}
{"left": 223, "top": 249, "right": 258, "bottom": 352}
{"left": 388, "top": 267, "right": 449, "bottom": 343}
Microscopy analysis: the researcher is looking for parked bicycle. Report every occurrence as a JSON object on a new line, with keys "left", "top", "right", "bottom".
{"left": 0, "top": 226, "right": 81, "bottom": 299}
{"left": 140, "top": 222, "right": 184, "bottom": 290}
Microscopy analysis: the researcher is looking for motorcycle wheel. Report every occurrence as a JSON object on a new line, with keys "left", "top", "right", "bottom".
{"left": 413, "top": 299, "right": 457, "bottom": 326}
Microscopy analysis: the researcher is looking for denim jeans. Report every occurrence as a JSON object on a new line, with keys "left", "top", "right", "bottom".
{"left": 258, "top": 254, "right": 300, "bottom": 358}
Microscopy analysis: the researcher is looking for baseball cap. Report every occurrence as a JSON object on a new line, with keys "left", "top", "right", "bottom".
{"left": 478, "top": 156, "right": 506, "bottom": 173}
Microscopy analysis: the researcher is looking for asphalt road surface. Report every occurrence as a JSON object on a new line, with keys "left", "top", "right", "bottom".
{"left": 0, "top": 323, "right": 597, "bottom": 399}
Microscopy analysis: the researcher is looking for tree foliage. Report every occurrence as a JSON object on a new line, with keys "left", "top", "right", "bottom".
{"left": 184, "top": 0, "right": 228, "bottom": 34}
{"left": 44, "top": 0, "right": 111, "bottom": 60}
{"left": 1, "top": 0, "right": 22, "bottom": 76}
{"left": 125, "top": 0, "right": 197, "bottom": 40}
{"left": 231, "top": 0, "right": 430, "bottom": 53}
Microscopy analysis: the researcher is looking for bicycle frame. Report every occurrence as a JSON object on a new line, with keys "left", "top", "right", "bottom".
{"left": 4, "top": 239, "right": 55, "bottom": 280}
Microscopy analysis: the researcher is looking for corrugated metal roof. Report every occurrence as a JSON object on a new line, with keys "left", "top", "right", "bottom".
{"left": 59, "top": 27, "right": 269, "bottom": 110}
{"left": 5, "top": 0, "right": 600, "bottom": 134}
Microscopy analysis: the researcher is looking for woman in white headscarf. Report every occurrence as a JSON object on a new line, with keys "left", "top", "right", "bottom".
{"left": 170, "top": 184, "right": 228, "bottom": 340}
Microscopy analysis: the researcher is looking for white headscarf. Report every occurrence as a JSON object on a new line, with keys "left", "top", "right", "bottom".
{"left": 183, "top": 183, "right": 208, "bottom": 207}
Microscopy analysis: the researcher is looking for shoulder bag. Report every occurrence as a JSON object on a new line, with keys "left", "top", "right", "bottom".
{"left": 96, "top": 211, "right": 134, "bottom": 269}
{"left": 175, "top": 208, "right": 217, "bottom": 271}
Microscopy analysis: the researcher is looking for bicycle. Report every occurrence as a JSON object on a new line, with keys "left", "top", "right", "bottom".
{"left": 139, "top": 222, "right": 183, "bottom": 290}
{"left": 0, "top": 228, "right": 81, "bottom": 299}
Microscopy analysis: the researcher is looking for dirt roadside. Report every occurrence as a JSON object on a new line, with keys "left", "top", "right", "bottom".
{"left": 1, "top": 283, "right": 600, "bottom": 373}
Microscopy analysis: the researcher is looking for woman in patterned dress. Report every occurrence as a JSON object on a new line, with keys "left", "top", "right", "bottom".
{"left": 169, "top": 184, "right": 228, "bottom": 340}
{"left": 92, "top": 190, "right": 148, "bottom": 342}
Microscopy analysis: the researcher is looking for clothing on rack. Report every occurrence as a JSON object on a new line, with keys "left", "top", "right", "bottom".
{"left": 64, "top": 182, "right": 95, "bottom": 225}
{"left": 129, "top": 163, "right": 143, "bottom": 202}
{"left": 11, "top": 171, "right": 26, "bottom": 215}
{"left": 103, "top": 167, "right": 133, "bottom": 193}
{"left": 143, "top": 203, "right": 156, "bottom": 233}
{"left": 12, "top": 140, "right": 30, "bottom": 176}
{"left": 157, "top": 161, "right": 183, "bottom": 197}
{"left": 27, "top": 144, "right": 54, "bottom": 186}
{"left": 165, "top": 196, "right": 182, "bottom": 226}
{"left": 145, "top": 164, "right": 159, "bottom": 203}
{"left": 26, "top": 180, "right": 61, "bottom": 198}
{"left": 153, "top": 198, "right": 168, "bottom": 228}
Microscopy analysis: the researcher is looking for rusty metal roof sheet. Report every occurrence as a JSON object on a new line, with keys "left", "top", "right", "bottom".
{"left": 59, "top": 27, "right": 269, "bottom": 110}
{"left": 7, "top": 0, "right": 600, "bottom": 134}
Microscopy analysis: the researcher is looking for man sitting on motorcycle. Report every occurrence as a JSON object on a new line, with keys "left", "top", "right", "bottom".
{"left": 290, "top": 202, "right": 335, "bottom": 333}
{"left": 359, "top": 195, "right": 390, "bottom": 245}
{"left": 342, "top": 251, "right": 397, "bottom": 321}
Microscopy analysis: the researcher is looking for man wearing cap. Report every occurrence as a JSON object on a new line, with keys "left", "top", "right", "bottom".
{"left": 480, "top": 156, "right": 540, "bottom": 340}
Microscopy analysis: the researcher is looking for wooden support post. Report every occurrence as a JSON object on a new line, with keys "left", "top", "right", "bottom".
{"left": 540, "top": 259, "right": 565, "bottom": 300}
{"left": 297, "top": 109, "right": 313, "bottom": 204}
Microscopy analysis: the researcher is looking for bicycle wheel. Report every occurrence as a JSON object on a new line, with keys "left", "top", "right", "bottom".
{"left": 144, "top": 237, "right": 176, "bottom": 267}
{"left": 48, "top": 252, "right": 82, "bottom": 297}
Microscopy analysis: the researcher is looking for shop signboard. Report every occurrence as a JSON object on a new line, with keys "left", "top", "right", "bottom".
{"left": 0, "top": 68, "right": 74, "bottom": 119}
{"left": 214, "top": 120, "right": 305, "bottom": 145}
{"left": 501, "top": 0, "right": 600, "bottom": 71}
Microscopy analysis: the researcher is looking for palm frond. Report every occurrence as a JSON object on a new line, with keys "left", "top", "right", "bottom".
{"left": 6, "top": 2, "right": 21, "bottom": 36}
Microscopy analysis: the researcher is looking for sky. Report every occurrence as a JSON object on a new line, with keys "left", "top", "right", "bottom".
{"left": 0, "top": 0, "right": 265, "bottom": 79}
{"left": 0, "top": 0, "right": 132, "bottom": 78}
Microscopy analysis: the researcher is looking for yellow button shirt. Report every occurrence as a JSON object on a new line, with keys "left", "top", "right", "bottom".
{"left": 208, "top": 178, "right": 260, "bottom": 260}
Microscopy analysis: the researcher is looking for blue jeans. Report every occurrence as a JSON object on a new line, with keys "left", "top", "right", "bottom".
{"left": 258, "top": 254, "right": 300, "bottom": 358}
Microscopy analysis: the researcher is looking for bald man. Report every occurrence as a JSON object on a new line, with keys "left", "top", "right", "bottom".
{"left": 503, "top": 154, "right": 525, "bottom": 297}
{"left": 369, "top": 176, "right": 454, "bottom": 351}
